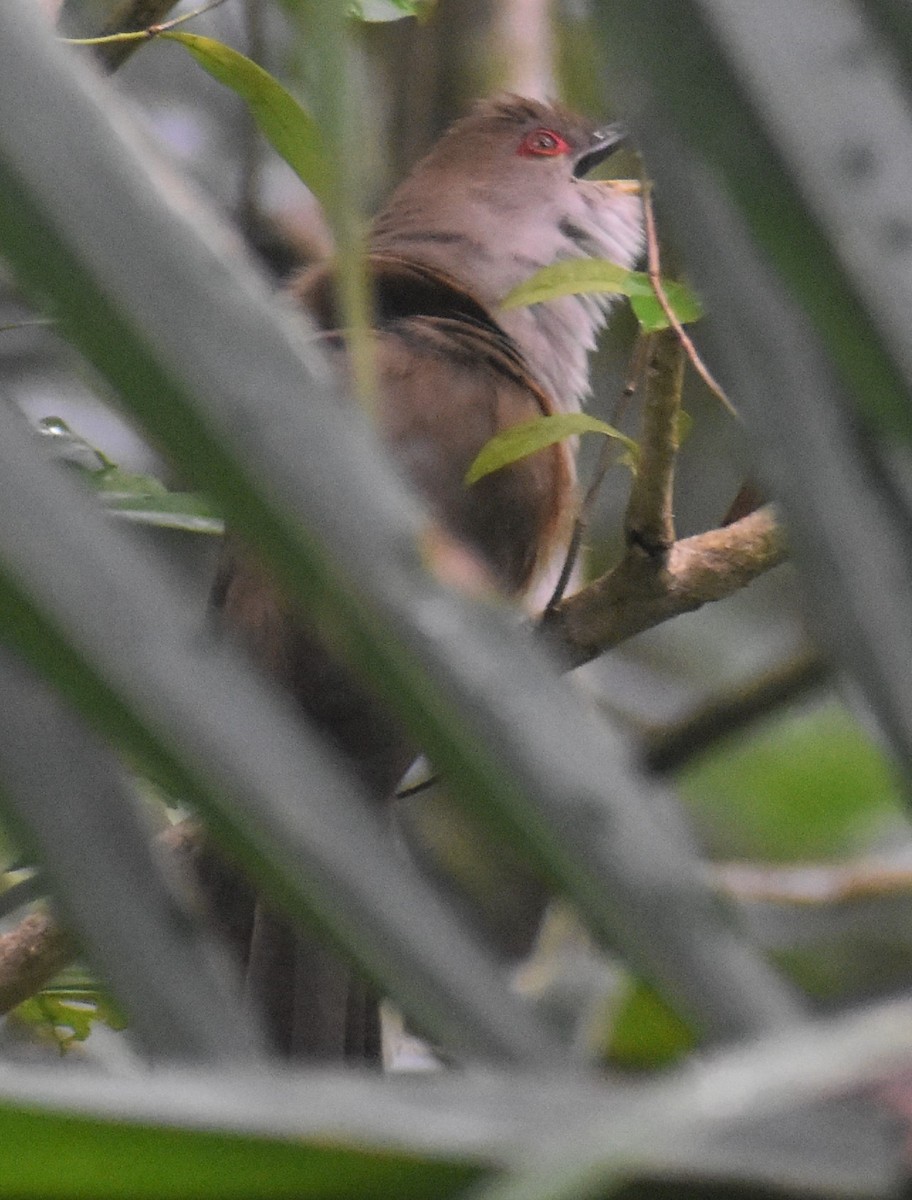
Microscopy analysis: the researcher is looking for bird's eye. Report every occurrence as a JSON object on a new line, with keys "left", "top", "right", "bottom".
{"left": 517, "top": 128, "right": 570, "bottom": 158}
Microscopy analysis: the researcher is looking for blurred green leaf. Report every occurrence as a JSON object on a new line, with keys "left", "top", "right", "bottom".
{"left": 162, "top": 33, "right": 331, "bottom": 207}
{"left": 680, "top": 702, "right": 905, "bottom": 862}
{"left": 0, "top": 1105, "right": 478, "bottom": 1199}
{"left": 90, "top": 480, "right": 223, "bottom": 534}
{"left": 350, "top": 0, "right": 435, "bottom": 19}
{"left": 606, "top": 978, "right": 695, "bottom": 1069}
{"left": 14, "top": 986, "right": 127, "bottom": 1053}
{"left": 466, "top": 413, "right": 638, "bottom": 485}
{"left": 501, "top": 259, "right": 703, "bottom": 331}
{"left": 37, "top": 418, "right": 223, "bottom": 533}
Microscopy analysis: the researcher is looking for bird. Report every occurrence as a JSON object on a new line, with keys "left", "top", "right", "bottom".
{"left": 203, "top": 95, "right": 645, "bottom": 1062}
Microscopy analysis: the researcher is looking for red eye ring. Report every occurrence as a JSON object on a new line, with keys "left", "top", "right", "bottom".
{"left": 517, "top": 127, "right": 570, "bottom": 158}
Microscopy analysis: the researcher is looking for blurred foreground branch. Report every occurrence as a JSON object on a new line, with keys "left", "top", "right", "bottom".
{"left": 0, "top": 820, "right": 205, "bottom": 1017}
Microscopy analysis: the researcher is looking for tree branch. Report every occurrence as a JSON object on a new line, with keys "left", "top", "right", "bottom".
{"left": 543, "top": 505, "right": 788, "bottom": 669}
{"left": 642, "top": 648, "right": 829, "bottom": 773}
{"left": 0, "top": 913, "right": 77, "bottom": 1015}
{"left": 540, "top": 319, "right": 788, "bottom": 668}
{"left": 623, "top": 328, "right": 683, "bottom": 554}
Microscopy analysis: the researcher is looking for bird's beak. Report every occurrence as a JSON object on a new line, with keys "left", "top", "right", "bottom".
{"left": 596, "top": 179, "right": 642, "bottom": 195}
{"left": 573, "top": 123, "right": 628, "bottom": 178}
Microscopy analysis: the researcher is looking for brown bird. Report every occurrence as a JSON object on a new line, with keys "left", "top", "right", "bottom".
{"left": 205, "top": 95, "right": 644, "bottom": 1061}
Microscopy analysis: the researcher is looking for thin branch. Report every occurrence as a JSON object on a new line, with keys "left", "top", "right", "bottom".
{"left": 713, "top": 857, "right": 912, "bottom": 907}
{"left": 543, "top": 505, "right": 788, "bottom": 669}
{"left": 642, "top": 648, "right": 830, "bottom": 773}
{"left": 543, "top": 334, "right": 650, "bottom": 616}
{"left": 642, "top": 182, "right": 738, "bottom": 418}
{"left": 62, "top": 0, "right": 225, "bottom": 71}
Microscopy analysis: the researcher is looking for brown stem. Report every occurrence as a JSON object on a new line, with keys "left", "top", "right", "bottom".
{"left": 624, "top": 328, "right": 683, "bottom": 555}
{"left": 0, "top": 913, "right": 77, "bottom": 1015}
{"left": 642, "top": 182, "right": 737, "bottom": 418}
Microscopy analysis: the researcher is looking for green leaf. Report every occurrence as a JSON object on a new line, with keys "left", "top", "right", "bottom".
{"left": 500, "top": 259, "right": 704, "bottom": 331}
{"left": 350, "top": 0, "right": 435, "bottom": 19}
{"left": 0, "top": 1100, "right": 478, "bottom": 1199}
{"left": 95, "top": 490, "right": 224, "bottom": 534}
{"left": 630, "top": 279, "right": 704, "bottom": 332}
{"left": 38, "top": 419, "right": 223, "bottom": 534}
{"left": 14, "top": 987, "right": 127, "bottom": 1052}
{"left": 501, "top": 259, "right": 644, "bottom": 308}
{"left": 606, "top": 978, "right": 695, "bottom": 1069}
{"left": 465, "top": 413, "right": 638, "bottom": 485}
{"left": 162, "top": 34, "right": 331, "bottom": 207}
{"left": 88, "top": 466, "right": 222, "bottom": 533}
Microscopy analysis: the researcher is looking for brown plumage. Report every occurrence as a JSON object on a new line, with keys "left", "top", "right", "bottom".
{"left": 207, "top": 96, "right": 644, "bottom": 1060}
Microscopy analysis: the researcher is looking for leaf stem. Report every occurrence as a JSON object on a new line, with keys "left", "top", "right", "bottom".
{"left": 61, "top": 0, "right": 227, "bottom": 47}
{"left": 542, "top": 336, "right": 650, "bottom": 617}
{"left": 642, "top": 180, "right": 738, "bottom": 417}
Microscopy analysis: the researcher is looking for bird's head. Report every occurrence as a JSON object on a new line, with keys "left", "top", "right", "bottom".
{"left": 371, "top": 95, "right": 645, "bottom": 409}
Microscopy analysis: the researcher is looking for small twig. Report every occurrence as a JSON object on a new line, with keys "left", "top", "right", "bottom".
{"left": 542, "top": 335, "right": 650, "bottom": 617}
{"left": 642, "top": 181, "right": 738, "bottom": 419}
{"left": 642, "top": 648, "right": 830, "bottom": 774}
{"left": 713, "top": 857, "right": 912, "bottom": 907}
{"left": 237, "top": 0, "right": 266, "bottom": 229}
{"left": 62, "top": 0, "right": 227, "bottom": 68}
{"left": 0, "top": 318, "right": 55, "bottom": 335}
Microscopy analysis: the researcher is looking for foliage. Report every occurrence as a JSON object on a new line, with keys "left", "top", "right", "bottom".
{"left": 465, "top": 413, "right": 637, "bottom": 485}
{"left": 12, "top": 980, "right": 127, "bottom": 1054}
{"left": 500, "top": 257, "right": 703, "bottom": 331}
{"left": 0, "top": 2, "right": 911, "bottom": 1199}
{"left": 38, "top": 418, "right": 223, "bottom": 533}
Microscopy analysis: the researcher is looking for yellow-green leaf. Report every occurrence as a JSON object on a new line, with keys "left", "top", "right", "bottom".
{"left": 630, "top": 280, "right": 704, "bottom": 331}
{"left": 500, "top": 259, "right": 704, "bottom": 331}
{"left": 465, "top": 413, "right": 638, "bottom": 485}
{"left": 501, "top": 259, "right": 645, "bottom": 309}
{"left": 350, "top": 0, "right": 435, "bottom": 18}
{"left": 606, "top": 978, "right": 695, "bottom": 1069}
{"left": 163, "top": 34, "right": 331, "bottom": 207}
